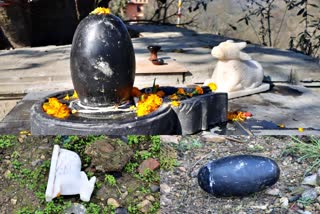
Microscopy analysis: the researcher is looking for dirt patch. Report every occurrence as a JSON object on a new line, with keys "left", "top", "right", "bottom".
{"left": 0, "top": 135, "right": 160, "bottom": 213}
{"left": 160, "top": 135, "right": 320, "bottom": 214}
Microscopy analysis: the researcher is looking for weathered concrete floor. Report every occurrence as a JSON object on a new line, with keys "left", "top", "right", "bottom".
{"left": 1, "top": 25, "right": 319, "bottom": 95}
{"left": 0, "top": 25, "right": 319, "bottom": 134}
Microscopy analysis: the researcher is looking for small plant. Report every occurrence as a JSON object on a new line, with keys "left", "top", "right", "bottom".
{"left": 160, "top": 144, "right": 178, "bottom": 171}
{"left": 297, "top": 197, "right": 315, "bottom": 206}
{"left": 135, "top": 169, "right": 160, "bottom": 183}
{"left": 85, "top": 203, "right": 101, "bottom": 214}
{"left": 124, "top": 162, "right": 139, "bottom": 174}
{"left": 105, "top": 174, "right": 117, "bottom": 186}
{"left": 284, "top": 136, "right": 320, "bottom": 174}
{"left": 0, "top": 135, "right": 17, "bottom": 149}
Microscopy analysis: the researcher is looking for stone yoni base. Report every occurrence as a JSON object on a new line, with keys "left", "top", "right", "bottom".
{"left": 30, "top": 89, "right": 227, "bottom": 135}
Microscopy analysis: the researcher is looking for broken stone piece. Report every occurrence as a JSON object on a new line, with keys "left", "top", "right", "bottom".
{"left": 138, "top": 158, "right": 160, "bottom": 174}
{"left": 85, "top": 138, "right": 133, "bottom": 172}
{"left": 45, "top": 145, "right": 96, "bottom": 202}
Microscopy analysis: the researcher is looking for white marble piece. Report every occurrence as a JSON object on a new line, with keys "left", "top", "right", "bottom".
{"left": 205, "top": 40, "right": 265, "bottom": 94}
{"left": 45, "top": 145, "right": 96, "bottom": 202}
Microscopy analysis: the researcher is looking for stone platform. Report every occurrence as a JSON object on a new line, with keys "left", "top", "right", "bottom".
{"left": 1, "top": 25, "right": 320, "bottom": 135}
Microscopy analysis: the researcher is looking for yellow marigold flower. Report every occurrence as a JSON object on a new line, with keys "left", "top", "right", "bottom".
{"left": 131, "top": 87, "right": 142, "bottom": 98}
{"left": 171, "top": 101, "right": 180, "bottom": 107}
{"left": 137, "top": 94, "right": 163, "bottom": 117}
{"left": 298, "top": 127, "right": 304, "bottom": 132}
{"left": 156, "top": 90, "right": 165, "bottom": 97}
{"left": 194, "top": 86, "right": 204, "bottom": 95}
{"left": 278, "top": 124, "right": 285, "bottom": 128}
{"left": 177, "top": 88, "right": 186, "bottom": 95}
{"left": 91, "top": 7, "right": 111, "bottom": 15}
{"left": 63, "top": 94, "right": 70, "bottom": 100}
{"left": 208, "top": 82, "right": 217, "bottom": 91}
{"left": 19, "top": 130, "right": 31, "bottom": 135}
{"left": 64, "top": 91, "right": 78, "bottom": 100}
{"left": 71, "top": 90, "right": 78, "bottom": 99}
{"left": 42, "top": 97, "right": 71, "bottom": 119}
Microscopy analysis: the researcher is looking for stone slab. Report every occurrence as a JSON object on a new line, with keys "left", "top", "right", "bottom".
{"left": 228, "top": 83, "right": 270, "bottom": 99}
{"left": 228, "top": 84, "right": 320, "bottom": 130}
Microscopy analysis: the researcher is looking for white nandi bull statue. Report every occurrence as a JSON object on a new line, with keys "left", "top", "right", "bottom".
{"left": 45, "top": 145, "right": 96, "bottom": 202}
{"left": 205, "top": 40, "right": 268, "bottom": 97}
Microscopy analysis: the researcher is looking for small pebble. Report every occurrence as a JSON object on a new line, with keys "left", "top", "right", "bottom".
{"left": 137, "top": 200, "right": 151, "bottom": 213}
{"left": 146, "top": 195, "right": 155, "bottom": 202}
{"left": 280, "top": 197, "right": 289, "bottom": 209}
{"left": 107, "top": 198, "right": 120, "bottom": 208}
{"left": 10, "top": 198, "right": 17, "bottom": 205}
{"left": 150, "top": 184, "right": 160, "bottom": 193}
{"left": 301, "top": 189, "right": 318, "bottom": 200}
{"left": 289, "top": 194, "right": 301, "bottom": 202}
{"left": 265, "top": 188, "right": 280, "bottom": 196}
{"left": 160, "top": 184, "right": 171, "bottom": 194}
{"left": 302, "top": 174, "right": 317, "bottom": 186}
{"left": 115, "top": 207, "right": 128, "bottom": 214}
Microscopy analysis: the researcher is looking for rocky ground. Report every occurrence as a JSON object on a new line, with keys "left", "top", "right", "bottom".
{"left": 160, "top": 135, "right": 320, "bottom": 214}
{"left": 0, "top": 135, "right": 160, "bottom": 214}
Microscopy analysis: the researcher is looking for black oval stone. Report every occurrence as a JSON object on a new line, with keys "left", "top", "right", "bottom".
{"left": 198, "top": 155, "right": 280, "bottom": 197}
{"left": 70, "top": 13, "right": 135, "bottom": 107}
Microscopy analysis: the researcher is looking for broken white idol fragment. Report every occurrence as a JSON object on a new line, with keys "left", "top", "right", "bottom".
{"left": 204, "top": 40, "right": 270, "bottom": 98}
{"left": 45, "top": 145, "right": 96, "bottom": 202}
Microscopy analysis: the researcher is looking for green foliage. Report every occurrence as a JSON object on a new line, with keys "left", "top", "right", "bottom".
{"left": 124, "top": 162, "right": 139, "bottom": 174}
{"left": 234, "top": 0, "right": 320, "bottom": 57}
{"left": 149, "top": 201, "right": 160, "bottom": 213}
{"left": 284, "top": 136, "right": 320, "bottom": 174}
{"left": 104, "top": 174, "right": 117, "bottom": 186}
{"left": 0, "top": 135, "right": 17, "bottom": 149}
{"left": 160, "top": 144, "right": 178, "bottom": 171}
{"left": 287, "top": 0, "right": 320, "bottom": 57}
{"left": 174, "top": 138, "right": 202, "bottom": 152}
{"left": 86, "top": 203, "right": 101, "bottom": 214}
{"left": 134, "top": 169, "right": 160, "bottom": 183}
{"left": 297, "top": 196, "right": 315, "bottom": 206}
{"left": 127, "top": 204, "right": 140, "bottom": 214}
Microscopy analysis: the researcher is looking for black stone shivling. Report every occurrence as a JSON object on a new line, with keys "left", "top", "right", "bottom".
{"left": 70, "top": 13, "right": 135, "bottom": 107}
{"left": 198, "top": 155, "right": 280, "bottom": 197}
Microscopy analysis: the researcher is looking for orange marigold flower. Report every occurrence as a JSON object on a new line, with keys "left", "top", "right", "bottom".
{"left": 227, "top": 111, "right": 249, "bottom": 121}
{"left": 156, "top": 90, "right": 165, "bottom": 97}
{"left": 42, "top": 97, "right": 71, "bottom": 119}
{"left": 131, "top": 87, "right": 142, "bottom": 98}
{"left": 169, "top": 94, "right": 179, "bottom": 100}
{"left": 177, "top": 88, "right": 186, "bottom": 95}
{"left": 208, "top": 82, "right": 217, "bottom": 91}
{"left": 136, "top": 94, "right": 163, "bottom": 117}
{"left": 194, "top": 86, "right": 204, "bottom": 95}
